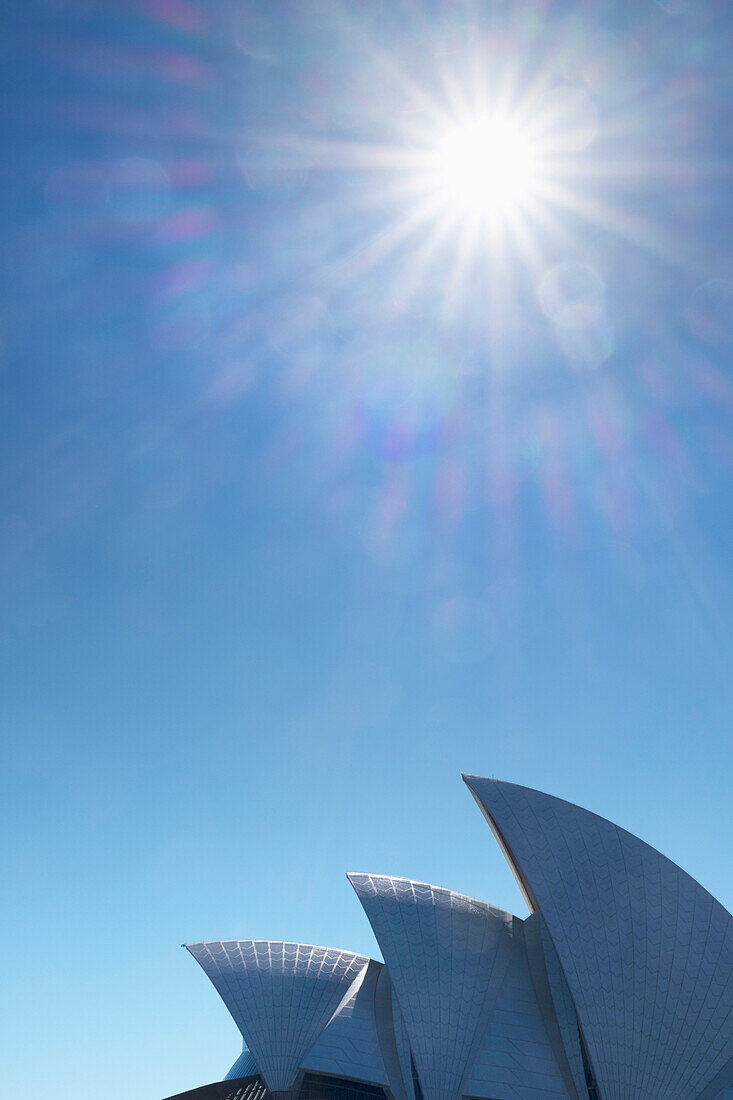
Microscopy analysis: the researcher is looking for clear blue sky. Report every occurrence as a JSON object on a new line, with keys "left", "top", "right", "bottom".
{"left": 1, "top": 2, "right": 731, "bottom": 1098}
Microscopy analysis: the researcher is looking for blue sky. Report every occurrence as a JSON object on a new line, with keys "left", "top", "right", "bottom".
{"left": 1, "top": 2, "right": 731, "bottom": 1098}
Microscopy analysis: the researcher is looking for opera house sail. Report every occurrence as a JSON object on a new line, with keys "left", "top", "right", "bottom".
{"left": 165, "top": 777, "right": 733, "bottom": 1100}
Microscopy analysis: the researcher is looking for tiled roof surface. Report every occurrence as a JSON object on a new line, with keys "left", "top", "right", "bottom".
{"left": 187, "top": 941, "right": 370, "bottom": 1092}
{"left": 348, "top": 875, "right": 523, "bottom": 1100}
{"left": 465, "top": 776, "right": 733, "bottom": 1100}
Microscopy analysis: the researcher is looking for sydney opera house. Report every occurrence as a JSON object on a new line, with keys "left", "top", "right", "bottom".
{"left": 167, "top": 777, "right": 733, "bottom": 1100}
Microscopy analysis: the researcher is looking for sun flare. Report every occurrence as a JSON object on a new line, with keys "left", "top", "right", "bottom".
{"left": 422, "top": 111, "right": 544, "bottom": 227}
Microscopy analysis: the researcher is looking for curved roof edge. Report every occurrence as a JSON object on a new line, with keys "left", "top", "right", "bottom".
{"left": 346, "top": 871, "right": 519, "bottom": 922}
{"left": 184, "top": 938, "right": 377, "bottom": 959}
{"left": 463, "top": 773, "right": 729, "bottom": 911}
{"left": 462, "top": 776, "right": 539, "bottom": 911}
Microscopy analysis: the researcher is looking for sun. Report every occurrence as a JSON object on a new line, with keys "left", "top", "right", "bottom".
{"left": 418, "top": 109, "right": 545, "bottom": 228}
{"left": 287, "top": 68, "right": 608, "bottom": 305}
